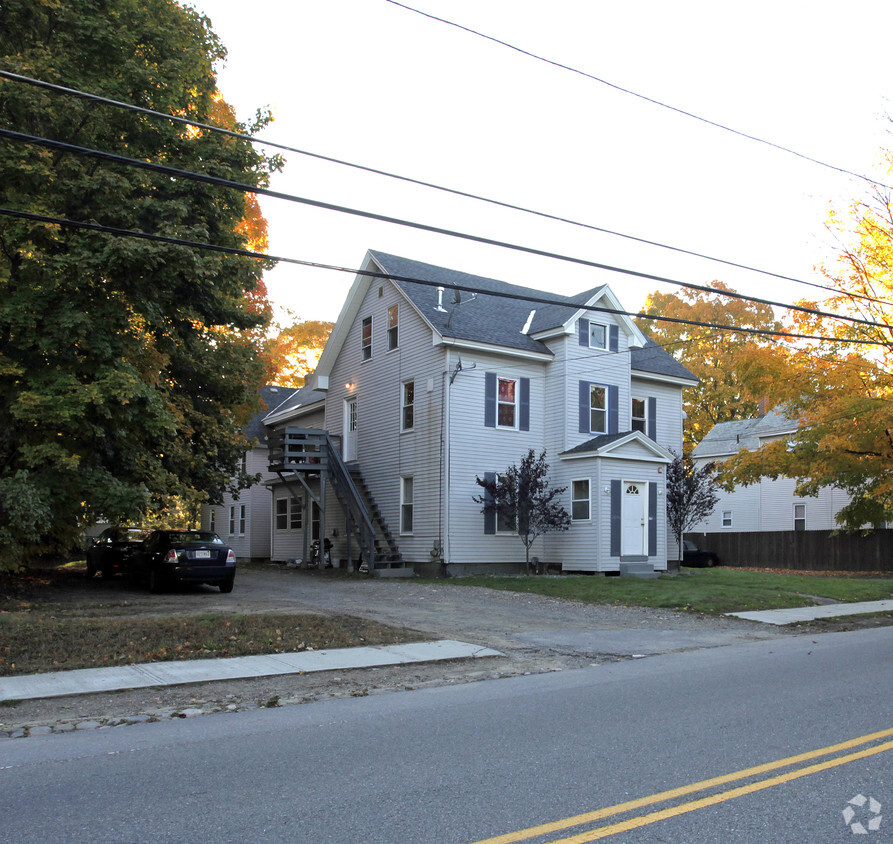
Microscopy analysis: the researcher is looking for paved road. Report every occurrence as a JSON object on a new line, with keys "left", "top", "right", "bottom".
{"left": 4, "top": 625, "right": 890, "bottom": 842}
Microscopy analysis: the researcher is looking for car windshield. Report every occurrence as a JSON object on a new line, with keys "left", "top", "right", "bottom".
{"left": 166, "top": 531, "right": 223, "bottom": 544}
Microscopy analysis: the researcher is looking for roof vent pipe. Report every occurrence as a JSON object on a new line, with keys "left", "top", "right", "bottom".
{"left": 434, "top": 287, "right": 447, "bottom": 313}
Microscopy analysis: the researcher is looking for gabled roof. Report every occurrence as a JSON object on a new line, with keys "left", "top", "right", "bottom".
{"left": 246, "top": 385, "right": 300, "bottom": 443}
{"left": 262, "top": 383, "right": 326, "bottom": 427}
{"left": 692, "top": 409, "right": 796, "bottom": 459}
{"left": 559, "top": 431, "right": 673, "bottom": 462}
{"left": 313, "top": 251, "right": 696, "bottom": 384}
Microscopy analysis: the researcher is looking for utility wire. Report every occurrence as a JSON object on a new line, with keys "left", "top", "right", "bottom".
{"left": 2, "top": 126, "right": 891, "bottom": 336}
{"left": 387, "top": 0, "right": 891, "bottom": 192}
{"left": 2, "top": 205, "right": 890, "bottom": 349}
{"left": 0, "top": 69, "right": 880, "bottom": 306}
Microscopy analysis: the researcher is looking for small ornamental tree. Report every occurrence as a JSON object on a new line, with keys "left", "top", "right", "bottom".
{"left": 474, "top": 449, "right": 571, "bottom": 574}
{"left": 666, "top": 451, "right": 720, "bottom": 561}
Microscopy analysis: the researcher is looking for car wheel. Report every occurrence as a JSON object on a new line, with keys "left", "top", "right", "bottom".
{"left": 149, "top": 569, "right": 163, "bottom": 593}
{"left": 102, "top": 564, "right": 114, "bottom": 579}
{"left": 86, "top": 558, "right": 97, "bottom": 578}
{"left": 218, "top": 578, "right": 234, "bottom": 594}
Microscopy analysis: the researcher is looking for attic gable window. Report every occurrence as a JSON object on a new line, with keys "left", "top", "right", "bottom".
{"left": 588, "top": 322, "right": 607, "bottom": 349}
{"left": 387, "top": 305, "right": 399, "bottom": 350}
{"left": 361, "top": 316, "right": 372, "bottom": 360}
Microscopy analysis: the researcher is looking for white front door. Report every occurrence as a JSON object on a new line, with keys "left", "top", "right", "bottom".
{"left": 621, "top": 482, "right": 647, "bottom": 556}
{"left": 343, "top": 398, "right": 358, "bottom": 461}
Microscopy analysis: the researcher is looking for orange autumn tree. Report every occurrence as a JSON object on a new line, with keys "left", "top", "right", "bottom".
{"left": 266, "top": 319, "right": 334, "bottom": 387}
{"left": 723, "top": 157, "right": 893, "bottom": 530}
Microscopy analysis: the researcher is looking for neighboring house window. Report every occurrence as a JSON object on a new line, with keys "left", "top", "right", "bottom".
{"left": 400, "top": 476, "right": 414, "bottom": 534}
{"left": 289, "top": 497, "right": 303, "bottom": 530}
{"left": 228, "top": 506, "right": 235, "bottom": 536}
{"left": 588, "top": 322, "right": 607, "bottom": 349}
{"left": 387, "top": 304, "right": 399, "bottom": 350}
{"left": 794, "top": 504, "right": 806, "bottom": 531}
{"left": 632, "top": 398, "right": 646, "bottom": 433}
{"left": 209, "top": 509, "right": 216, "bottom": 533}
{"left": 275, "top": 499, "right": 288, "bottom": 530}
{"left": 239, "top": 504, "right": 246, "bottom": 536}
{"left": 572, "top": 479, "right": 590, "bottom": 521}
{"left": 240, "top": 452, "right": 247, "bottom": 474}
{"left": 722, "top": 510, "right": 732, "bottom": 528}
{"left": 401, "top": 380, "right": 414, "bottom": 431}
{"left": 361, "top": 316, "right": 372, "bottom": 360}
{"left": 311, "top": 502, "right": 321, "bottom": 542}
{"left": 485, "top": 372, "right": 530, "bottom": 431}
{"left": 589, "top": 385, "right": 607, "bottom": 434}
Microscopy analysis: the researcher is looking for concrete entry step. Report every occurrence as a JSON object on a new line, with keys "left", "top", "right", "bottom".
{"left": 619, "top": 562, "right": 657, "bottom": 579}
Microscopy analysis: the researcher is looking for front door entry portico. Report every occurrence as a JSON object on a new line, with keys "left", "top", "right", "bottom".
{"left": 621, "top": 482, "right": 646, "bottom": 556}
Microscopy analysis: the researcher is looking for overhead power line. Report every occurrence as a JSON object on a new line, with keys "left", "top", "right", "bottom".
{"left": 2, "top": 205, "right": 890, "bottom": 349}
{"left": 0, "top": 70, "right": 879, "bottom": 307}
{"left": 2, "top": 126, "right": 891, "bottom": 337}
{"left": 386, "top": 0, "right": 892, "bottom": 192}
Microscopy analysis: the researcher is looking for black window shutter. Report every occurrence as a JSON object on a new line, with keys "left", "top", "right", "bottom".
{"left": 484, "top": 472, "right": 496, "bottom": 535}
{"left": 519, "top": 378, "right": 530, "bottom": 431}
{"left": 578, "top": 381, "right": 589, "bottom": 434}
{"left": 610, "top": 480, "right": 621, "bottom": 556}
{"left": 609, "top": 325, "right": 619, "bottom": 353}
{"left": 648, "top": 482, "right": 658, "bottom": 556}
{"left": 578, "top": 319, "right": 589, "bottom": 346}
{"left": 608, "top": 385, "right": 618, "bottom": 435}
{"left": 647, "top": 397, "right": 657, "bottom": 440}
{"left": 484, "top": 372, "right": 496, "bottom": 427}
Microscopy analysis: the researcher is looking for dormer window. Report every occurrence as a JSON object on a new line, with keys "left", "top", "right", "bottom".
{"left": 588, "top": 322, "right": 607, "bottom": 349}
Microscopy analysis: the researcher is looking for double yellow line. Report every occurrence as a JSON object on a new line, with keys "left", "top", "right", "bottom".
{"left": 473, "top": 726, "right": 893, "bottom": 843}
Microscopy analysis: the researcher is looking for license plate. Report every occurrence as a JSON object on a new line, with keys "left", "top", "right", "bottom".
{"left": 194, "top": 550, "right": 211, "bottom": 559}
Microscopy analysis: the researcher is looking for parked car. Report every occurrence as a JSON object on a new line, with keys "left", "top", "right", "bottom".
{"left": 131, "top": 530, "right": 236, "bottom": 593}
{"left": 683, "top": 539, "right": 720, "bottom": 567}
{"left": 86, "top": 526, "right": 150, "bottom": 578}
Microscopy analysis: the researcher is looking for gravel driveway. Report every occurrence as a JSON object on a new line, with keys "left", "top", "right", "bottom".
{"left": 3, "top": 565, "right": 791, "bottom": 734}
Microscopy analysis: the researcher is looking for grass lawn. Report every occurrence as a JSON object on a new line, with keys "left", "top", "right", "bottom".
{"left": 438, "top": 568, "right": 893, "bottom": 614}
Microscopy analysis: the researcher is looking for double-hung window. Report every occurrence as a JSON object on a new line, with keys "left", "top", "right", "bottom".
{"left": 497, "top": 377, "right": 517, "bottom": 428}
{"left": 589, "top": 385, "right": 607, "bottom": 433}
{"left": 209, "top": 509, "right": 216, "bottom": 533}
{"left": 238, "top": 504, "right": 246, "bottom": 536}
{"left": 276, "top": 499, "right": 288, "bottom": 530}
{"left": 276, "top": 498, "right": 302, "bottom": 530}
{"left": 632, "top": 399, "right": 647, "bottom": 433}
{"left": 572, "top": 479, "right": 590, "bottom": 521}
{"left": 361, "top": 316, "right": 372, "bottom": 360}
{"left": 400, "top": 477, "right": 414, "bottom": 534}
{"left": 794, "top": 504, "right": 806, "bottom": 531}
{"left": 722, "top": 510, "right": 732, "bottom": 528}
{"left": 401, "top": 380, "right": 415, "bottom": 431}
{"left": 387, "top": 305, "right": 399, "bottom": 350}
{"left": 228, "top": 506, "right": 235, "bottom": 536}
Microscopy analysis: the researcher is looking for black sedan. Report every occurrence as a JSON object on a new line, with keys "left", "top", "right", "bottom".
{"left": 683, "top": 539, "right": 720, "bottom": 567}
{"left": 132, "top": 530, "right": 236, "bottom": 593}
{"left": 86, "top": 526, "right": 150, "bottom": 578}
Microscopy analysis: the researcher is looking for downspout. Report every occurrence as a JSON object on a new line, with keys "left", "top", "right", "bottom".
{"left": 441, "top": 349, "right": 451, "bottom": 567}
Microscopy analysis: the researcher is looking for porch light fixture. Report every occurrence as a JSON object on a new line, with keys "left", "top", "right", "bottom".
{"left": 345, "top": 382, "right": 353, "bottom": 390}
{"left": 603, "top": 487, "right": 610, "bottom": 495}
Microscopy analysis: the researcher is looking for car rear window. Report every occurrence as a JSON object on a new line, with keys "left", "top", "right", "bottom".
{"left": 168, "top": 532, "right": 223, "bottom": 544}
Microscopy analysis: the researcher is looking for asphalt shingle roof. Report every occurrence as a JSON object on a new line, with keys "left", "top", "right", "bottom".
{"left": 693, "top": 409, "right": 795, "bottom": 458}
{"left": 246, "top": 386, "right": 300, "bottom": 443}
{"left": 560, "top": 432, "right": 634, "bottom": 456}
{"left": 370, "top": 251, "right": 695, "bottom": 381}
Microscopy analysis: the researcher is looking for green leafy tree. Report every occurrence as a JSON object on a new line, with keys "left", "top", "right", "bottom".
{"left": 474, "top": 449, "right": 571, "bottom": 574}
{"left": 637, "top": 283, "right": 782, "bottom": 451}
{"left": 0, "top": 0, "right": 281, "bottom": 568}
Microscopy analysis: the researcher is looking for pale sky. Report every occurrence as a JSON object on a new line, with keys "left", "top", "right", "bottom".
{"left": 187, "top": 0, "right": 893, "bottom": 326}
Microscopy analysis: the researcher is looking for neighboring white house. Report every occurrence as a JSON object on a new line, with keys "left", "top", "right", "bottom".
{"left": 201, "top": 385, "right": 297, "bottom": 560}
{"left": 262, "top": 251, "right": 697, "bottom": 575}
{"left": 691, "top": 409, "right": 855, "bottom": 533}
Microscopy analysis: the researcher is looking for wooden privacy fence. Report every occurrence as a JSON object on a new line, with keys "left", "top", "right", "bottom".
{"left": 686, "top": 530, "right": 893, "bottom": 572}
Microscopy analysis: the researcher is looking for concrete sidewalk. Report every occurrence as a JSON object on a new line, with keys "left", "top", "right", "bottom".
{"left": 727, "top": 599, "right": 893, "bottom": 626}
{"left": 0, "top": 640, "right": 503, "bottom": 703}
